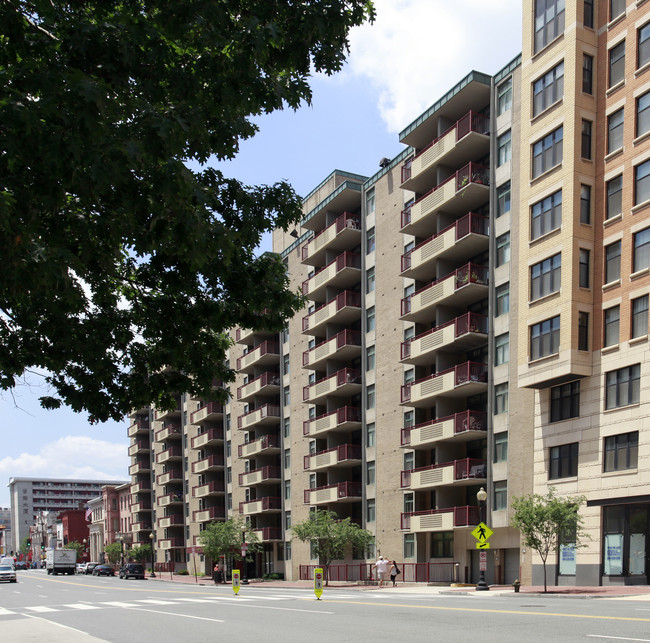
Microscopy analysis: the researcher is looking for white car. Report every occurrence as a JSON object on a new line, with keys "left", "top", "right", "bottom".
{"left": 76, "top": 563, "right": 87, "bottom": 574}
{"left": 0, "top": 565, "right": 17, "bottom": 583}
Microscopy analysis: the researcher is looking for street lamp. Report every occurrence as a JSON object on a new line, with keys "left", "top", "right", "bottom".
{"left": 116, "top": 533, "right": 124, "bottom": 567}
{"left": 241, "top": 531, "right": 249, "bottom": 585}
{"left": 476, "top": 487, "right": 489, "bottom": 591}
{"left": 149, "top": 532, "right": 156, "bottom": 578}
{"left": 83, "top": 538, "right": 87, "bottom": 563}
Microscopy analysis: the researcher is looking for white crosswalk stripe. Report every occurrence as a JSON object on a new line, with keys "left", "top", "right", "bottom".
{"left": 64, "top": 603, "right": 101, "bottom": 610}
{"left": 0, "top": 608, "right": 14, "bottom": 616}
{"left": 173, "top": 598, "right": 217, "bottom": 603}
{"left": 25, "top": 606, "right": 57, "bottom": 612}
{"left": 99, "top": 602, "right": 141, "bottom": 608}
{"left": 136, "top": 599, "right": 178, "bottom": 605}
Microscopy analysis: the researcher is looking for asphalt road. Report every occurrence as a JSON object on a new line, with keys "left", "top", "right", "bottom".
{"left": 3, "top": 569, "right": 650, "bottom": 642}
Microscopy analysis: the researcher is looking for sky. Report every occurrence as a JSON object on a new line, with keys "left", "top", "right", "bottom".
{"left": 0, "top": 0, "right": 523, "bottom": 509}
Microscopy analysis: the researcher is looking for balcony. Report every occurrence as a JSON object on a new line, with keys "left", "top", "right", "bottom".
{"left": 131, "top": 500, "right": 152, "bottom": 513}
{"left": 239, "top": 466, "right": 282, "bottom": 487}
{"left": 154, "top": 402, "right": 182, "bottom": 422}
{"left": 236, "top": 340, "right": 280, "bottom": 373}
{"left": 130, "top": 480, "right": 151, "bottom": 494}
{"left": 157, "top": 491, "right": 184, "bottom": 507}
{"left": 156, "top": 468, "right": 183, "bottom": 485}
{"left": 304, "top": 444, "right": 362, "bottom": 471}
{"left": 128, "top": 440, "right": 150, "bottom": 457}
{"left": 238, "top": 434, "right": 281, "bottom": 458}
{"left": 127, "top": 417, "right": 150, "bottom": 438}
{"left": 157, "top": 514, "right": 184, "bottom": 528}
{"left": 235, "top": 327, "right": 255, "bottom": 344}
{"left": 400, "top": 212, "right": 489, "bottom": 281}
{"left": 401, "top": 410, "right": 487, "bottom": 449}
{"left": 301, "top": 252, "right": 361, "bottom": 303}
{"left": 192, "top": 454, "right": 225, "bottom": 474}
{"left": 129, "top": 459, "right": 151, "bottom": 475}
{"left": 401, "top": 362, "right": 488, "bottom": 407}
{"left": 192, "top": 506, "right": 226, "bottom": 522}
{"left": 401, "top": 458, "right": 487, "bottom": 490}
{"left": 132, "top": 521, "right": 153, "bottom": 532}
{"left": 190, "top": 401, "right": 224, "bottom": 425}
{"left": 400, "top": 162, "right": 489, "bottom": 238}
{"left": 400, "top": 313, "right": 488, "bottom": 365}
{"left": 191, "top": 427, "right": 225, "bottom": 449}
{"left": 252, "top": 527, "right": 283, "bottom": 542}
{"left": 301, "top": 212, "right": 361, "bottom": 266}
{"left": 237, "top": 371, "right": 281, "bottom": 402}
{"left": 401, "top": 506, "right": 480, "bottom": 531}
{"left": 400, "top": 263, "right": 488, "bottom": 323}
{"left": 237, "top": 403, "right": 281, "bottom": 430}
{"left": 303, "top": 368, "right": 362, "bottom": 405}
{"left": 158, "top": 537, "right": 185, "bottom": 549}
{"left": 304, "top": 482, "right": 362, "bottom": 505}
{"left": 302, "top": 330, "right": 362, "bottom": 370}
{"left": 239, "top": 496, "right": 282, "bottom": 515}
{"left": 302, "top": 291, "right": 362, "bottom": 337}
{"left": 155, "top": 423, "right": 182, "bottom": 442}
{"left": 192, "top": 480, "right": 226, "bottom": 498}
{"left": 156, "top": 445, "right": 183, "bottom": 464}
{"left": 303, "top": 406, "right": 361, "bottom": 437}
{"left": 401, "top": 111, "right": 489, "bottom": 194}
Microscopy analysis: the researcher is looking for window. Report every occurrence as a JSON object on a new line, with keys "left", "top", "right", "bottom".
{"left": 578, "top": 311, "right": 589, "bottom": 350}
{"left": 549, "top": 443, "right": 578, "bottom": 479}
{"left": 635, "top": 159, "right": 650, "bottom": 205}
{"left": 583, "top": 54, "right": 593, "bottom": 94}
{"left": 283, "top": 353, "right": 290, "bottom": 375}
{"left": 550, "top": 381, "right": 580, "bottom": 422}
{"left": 366, "top": 226, "right": 375, "bottom": 254}
{"left": 283, "top": 480, "right": 291, "bottom": 499}
{"left": 495, "top": 333, "right": 510, "bottom": 365}
{"left": 495, "top": 383, "right": 509, "bottom": 414}
{"left": 403, "top": 451, "right": 414, "bottom": 472}
{"left": 607, "top": 109, "right": 624, "bottom": 153}
{"left": 367, "top": 499, "right": 376, "bottom": 523}
{"left": 531, "top": 253, "right": 561, "bottom": 300}
{"left": 579, "top": 249, "right": 590, "bottom": 288}
{"left": 605, "top": 241, "right": 621, "bottom": 283}
{"left": 403, "top": 492, "right": 415, "bottom": 514}
{"left": 284, "top": 388, "right": 290, "bottom": 406}
{"left": 403, "top": 410, "right": 414, "bottom": 427}
{"left": 366, "top": 384, "right": 375, "bottom": 409}
{"left": 496, "top": 232, "right": 510, "bottom": 266}
{"left": 366, "top": 306, "right": 375, "bottom": 332}
{"left": 493, "top": 482, "right": 508, "bottom": 510}
{"left": 404, "top": 368, "right": 415, "bottom": 386}
{"left": 497, "top": 78, "right": 512, "bottom": 115}
{"left": 633, "top": 227, "right": 650, "bottom": 272}
{"left": 604, "top": 432, "right": 639, "bottom": 471}
{"left": 403, "top": 534, "right": 415, "bottom": 559}
{"left": 284, "top": 448, "right": 291, "bottom": 469}
{"left": 640, "top": 22, "right": 650, "bottom": 69}
{"left": 285, "top": 511, "right": 292, "bottom": 530}
{"left": 530, "top": 316, "right": 560, "bottom": 360}
{"left": 367, "top": 422, "right": 376, "bottom": 448}
{"left": 637, "top": 92, "right": 650, "bottom": 138}
{"left": 580, "top": 185, "right": 591, "bottom": 225}
{"left": 366, "top": 266, "right": 375, "bottom": 293}
{"left": 497, "top": 130, "right": 512, "bottom": 166}
{"left": 496, "top": 283, "right": 510, "bottom": 316}
{"left": 584, "top": 0, "right": 594, "bottom": 28}
{"left": 366, "top": 188, "right": 375, "bottom": 216}
{"left": 606, "top": 175, "right": 623, "bottom": 219}
{"left": 609, "top": 41, "right": 625, "bottom": 88}
{"left": 604, "top": 306, "right": 620, "bottom": 347}
{"left": 632, "top": 295, "right": 649, "bottom": 338}
{"left": 496, "top": 181, "right": 511, "bottom": 217}
{"left": 533, "top": 62, "right": 564, "bottom": 116}
{"left": 532, "top": 126, "right": 563, "bottom": 178}
{"left": 429, "top": 532, "right": 453, "bottom": 558}
{"left": 367, "top": 461, "right": 376, "bottom": 485}
{"left": 367, "top": 345, "right": 375, "bottom": 371}
{"left": 534, "top": 0, "right": 565, "bottom": 53}
{"left": 606, "top": 364, "right": 641, "bottom": 409}
{"left": 610, "top": 0, "right": 625, "bottom": 21}
{"left": 283, "top": 417, "right": 290, "bottom": 438}
{"left": 581, "top": 119, "right": 592, "bottom": 159}
{"left": 494, "top": 432, "right": 508, "bottom": 462}
{"left": 531, "top": 189, "right": 562, "bottom": 239}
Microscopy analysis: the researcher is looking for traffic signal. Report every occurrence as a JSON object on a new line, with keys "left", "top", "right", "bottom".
{"left": 41, "top": 543, "right": 45, "bottom": 551}
{"left": 26, "top": 539, "right": 31, "bottom": 547}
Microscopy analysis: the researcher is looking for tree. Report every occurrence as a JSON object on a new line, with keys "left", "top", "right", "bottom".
{"left": 19, "top": 536, "right": 31, "bottom": 555}
{"left": 0, "top": 1, "right": 375, "bottom": 422}
{"left": 291, "top": 509, "right": 374, "bottom": 586}
{"left": 127, "top": 544, "right": 151, "bottom": 565}
{"left": 65, "top": 541, "right": 84, "bottom": 557}
{"left": 511, "top": 488, "right": 588, "bottom": 593}
{"left": 103, "top": 542, "right": 123, "bottom": 565}
{"left": 198, "top": 517, "right": 260, "bottom": 569}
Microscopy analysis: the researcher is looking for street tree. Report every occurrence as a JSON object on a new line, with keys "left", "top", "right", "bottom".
{"left": 511, "top": 488, "right": 588, "bottom": 592}
{"left": 103, "top": 542, "right": 123, "bottom": 565}
{"left": 65, "top": 541, "right": 84, "bottom": 557}
{"left": 127, "top": 544, "right": 151, "bottom": 565}
{"left": 19, "top": 536, "right": 31, "bottom": 555}
{"left": 291, "top": 509, "right": 374, "bottom": 585}
{"left": 0, "top": 1, "right": 375, "bottom": 422}
{"left": 198, "top": 517, "right": 261, "bottom": 570}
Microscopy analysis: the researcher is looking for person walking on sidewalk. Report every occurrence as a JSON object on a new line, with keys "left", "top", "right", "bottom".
{"left": 374, "top": 556, "right": 389, "bottom": 588}
{"left": 389, "top": 560, "right": 400, "bottom": 587}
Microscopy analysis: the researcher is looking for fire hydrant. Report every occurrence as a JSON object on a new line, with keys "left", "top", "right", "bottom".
{"left": 512, "top": 579, "right": 521, "bottom": 593}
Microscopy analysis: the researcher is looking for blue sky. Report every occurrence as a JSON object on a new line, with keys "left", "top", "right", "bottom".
{"left": 0, "top": 0, "right": 523, "bottom": 508}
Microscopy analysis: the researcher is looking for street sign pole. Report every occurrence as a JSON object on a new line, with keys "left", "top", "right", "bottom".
{"left": 314, "top": 568, "right": 324, "bottom": 600}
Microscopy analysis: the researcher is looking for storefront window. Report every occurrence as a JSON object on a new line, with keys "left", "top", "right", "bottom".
{"left": 559, "top": 543, "right": 576, "bottom": 575}
{"left": 603, "top": 506, "right": 625, "bottom": 575}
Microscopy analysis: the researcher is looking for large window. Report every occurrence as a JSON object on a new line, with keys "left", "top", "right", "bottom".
{"left": 495, "top": 383, "right": 509, "bottom": 414}
{"left": 578, "top": 311, "right": 589, "bottom": 350}
{"left": 533, "top": 62, "right": 564, "bottom": 116}
{"left": 366, "top": 384, "right": 375, "bottom": 409}
{"left": 366, "top": 188, "right": 375, "bottom": 216}
{"left": 640, "top": 22, "right": 650, "bottom": 69}
{"left": 604, "top": 305, "right": 620, "bottom": 347}
{"left": 606, "top": 175, "right": 623, "bottom": 219}
{"left": 403, "top": 534, "right": 415, "bottom": 559}
{"left": 607, "top": 109, "right": 624, "bottom": 153}
{"left": 531, "top": 189, "right": 562, "bottom": 239}
{"left": 632, "top": 295, "right": 649, "bottom": 338}
{"left": 609, "top": 41, "right": 626, "bottom": 88}
{"left": 431, "top": 532, "right": 454, "bottom": 558}
{"left": 494, "top": 432, "right": 508, "bottom": 462}
{"left": 584, "top": 0, "right": 594, "bottom": 28}
{"left": 497, "top": 182, "right": 511, "bottom": 217}
{"left": 366, "top": 306, "right": 375, "bottom": 332}
{"left": 495, "top": 333, "right": 509, "bottom": 365}
{"left": 497, "top": 78, "right": 513, "bottom": 115}
{"left": 551, "top": 381, "right": 580, "bottom": 422}
{"left": 583, "top": 54, "right": 593, "bottom": 94}
{"left": 531, "top": 253, "right": 561, "bottom": 300}
{"left": 535, "top": 0, "right": 565, "bottom": 53}
{"left": 549, "top": 443, "right": 578, "bottom": 479}
{"left": 636, "top": 91, "right": 650, "bottom": 138}
{"left": 496, "top": 283, "right": 510, "bottom": 316}
{"left": 635, "top": 159, "right": 650, "bottom": 205}
{"left": 366, "top": 266, "right": 375, "bottom": 293}
{"left": 497, "top": 130, "right": 512, "bottom": 166}
{"left": 605, "top": 241, "right": 621, "bottom": 283}
{"left": 533, "top": 126, "right": 563, "bottom": 178}
{"left": 606, "top": 365, "right": 641, "bottom": 410}
{"left": 581, "top": 119, "right": 592, "bottom": 159}
{"left": 493, "top": 482, "right": 508, "bottom": 511}
{"left": 580, "top": 184, "right": 591, "bottom": 224}
{"left": 579, "top": 249, "right": 590, "bottom": 288}
{"left": 366, "top": 226, "right": 375, "bottom": 254}
{"left": 530, "top": 316, "right": 560, "bottom": 360}
{"left": 610, "top": 0, "right": 625, "bottom": 21}
{"left": 496, "top": 232, "right": 510, "bottom": 266}
{"left": 604, "top": 432, "right": 638, "bottom": 472}
{"left": 633, "top": 227, "right": 650, "bottom": 272}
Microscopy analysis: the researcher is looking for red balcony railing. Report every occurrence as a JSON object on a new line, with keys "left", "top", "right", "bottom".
{"left": 236, "top": 340, "right": 280, "bottom": 370}
{"left": 159, "top": 537, "right": 185, "bottom": 548}
{"left": 236, "top": 403, "right": 281, "bottom": 429}
{"left": 254, "top": 527, "right": 283, "bottom": 541}
{"left": 300, "top": 562, "right": 457, "bottom": 584}
{"left": 301, "top": 212, "right": 360, "bottom": 261}
{"left": 301, "top": 252, "right": 361, "bottom": 295}
{"left": 192, "top": 506, "right": 225, "bottom": 521}
{"left": 401, "top": 410, "right": 487, "bottom": 445}
{"left": 190, "top": 427, "right": 224, "bottom": 448}
{"left": 303, "top": 368, "right": 362, "bottom": 401}
{"left": 236, "top": 371, "right": 281, "bottom": 399}
{"left": 302, "top": 291, "right": 362, "bottom": 331}
{"left": 302, "top": 329, "right": 362, "bottom": 366}
{"left": 303, "top": 481, "right": 362, "bottom": 503}
{"left": 190, "top": 401, "right": 224, "bottom": 423}
{"left": 303, "top": 406, "right": 361, "bottom": 435}
{"left": 400, "top": 505, "right": 480, "bottom": 530}
{"left": 238, "top": 466, "right": 282, "bottom": 485}
{"left": 158, "top": 491, "right": 184, "bottom": 503}
{"left": 303, "top": 444, "right": 362, "bottom": 470}
{"left": 237, "top": 434, "right": 280, "bottom": 457}
{"left": 155, "top": 446, "right": 182, "bottom": 463}
{"left": 191, "top": 480, "right": 226, "bottom": 496}
{"left": 238, "top": 496, "right": 282, "bottom": 513}
{"left": 191, "top": 454, "right": 225, "bottom": 472}
{"left": 400, "top": 458, "right": 487, "bottom": 488}
{"left": 156, "top": 469, "right": 182, "bottom": 483}
{"left": 157, "top": 514, "right": 184, "bottom": 526}
{"left": 401, "top": 361, "right": 488, "bottom": 403}
{"left": 155, "top": 423, "right": 181, "bottom": 440}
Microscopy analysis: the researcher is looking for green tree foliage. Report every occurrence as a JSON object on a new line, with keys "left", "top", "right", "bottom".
{"left": 19, "top": 536, "right": 31, "bottom": 555}
{"left": 127, "top": 544, "right": 151, "bottom": 564}
{"left": 65, "top": 541, "right": 84, "bottom": 557}
{"left": 198, "top": 517, "right": 260, "bottom": 566}
{"left": 291, "top": 509, "right": 374, "bottom": 585}
{"left": 0, "top": 1, "right": 375, "bottom": 422}
{"left": 103, "top": 542, "right": 123, "bottom": 565}
{"left": 511, "top": 488, "right": 588, "bottom": 593}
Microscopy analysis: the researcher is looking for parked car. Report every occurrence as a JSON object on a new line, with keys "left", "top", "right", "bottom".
{"left": 119, "top": 563, "right": 145, "bottom": 580}
{"left": 14, "top": 561, "right": 28, "bottom": 571}
{"left": 76, "top": 563, "right": 87, "bottom": 574}
{"left": 92, "top": 564, "right": 115, "bottom": 577}
{"left": 0, "top": 564, "right": 17, "bottom": 583}
{"left": 84, "top": 562, "right": 98, "bottom": 575}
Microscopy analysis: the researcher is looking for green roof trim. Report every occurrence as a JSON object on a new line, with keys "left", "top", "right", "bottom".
{"left": 280, "top": 231, "right": 313, "bottom": 258}
{"left": 363, "top": 147, "right": 414, "bottom": 188}
{"left": 494, "top": 53, "right": 522, "bottom": 84}
{"left": 301, "top": 169, "right": 368, "bottom": 205}
{"left": 300, "top": 180, "right": 363, "bottom": 227}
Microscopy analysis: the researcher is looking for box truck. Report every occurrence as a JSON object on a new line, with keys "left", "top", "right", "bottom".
{"left": 46, "top": 549, "right": 77, "bottom": 575}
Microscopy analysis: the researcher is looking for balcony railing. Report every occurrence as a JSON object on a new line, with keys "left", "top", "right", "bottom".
{"left": 129, "top": 459, "right": 151, "bottom": 475}
{"left": 302, "top": 290, "right": 362, "bottom": 333}
{"left": 401, "top": 410, "right": 487, "bottom": 446}
{"left": 155, "top": 423, "right": 181, "bottom": 441}
{"left": 400, "top": 505, "right": 480, "bottom": 530}
{"left": 401, "top": 361, "right": 488, "bottom": 403}
{"left": 156, "top": 468, "right": 183, "bottom": 484}
{"left": 303, "top": 481, "right": 362, "bottom": 504}
{"left": 302, "top": 329, "right": 362, "bottom": 367}
{"left": 303, "top": 405, "right": 361, "bottom": 436}
{"left": 157, "top": 514, "right": 184, "bottom": 527}
{"left": 158, "top": 537, "right": 185, "bottom": 549}
{"left": 238, "top": 434, "right": 280, "bottom": 457}
{"left": 236, "top": 339, "right": 280, "bottom": 371}
{"left": 155, "top": 445, "right": 183, "bottom": 463}
{"left": 157, "top": 491, "right": 184, "bottom": 506}
{"left": 253, "top": 527, "right": 283, "bottom": 541}
{"left": 237, "top": 403, "right": 281, "bottom": 429}
{"left": 238, "top": 496, "right": 282, "bottom": 514}
{"left": 191, "top": 454, "right": 225, "bottom": 473}
{"left": 303, "top": 367, "right": 361, "bottom": 402}
{"left": 239, "top": 465, "right": 282, "bottom": 486}
{"left": 191, "top": 427, "right": 225, "bottom": 449}
{"left": 304, "top": 444, "right": 362, "bottom": 470}
{"left": 192, "top": 480, "right": 226, "bottom": 497}
{"left": 301, "top": 211, "right": 360, "bottom": 262}
{"left": 190, "top": 401, "right": 224, "bottom": 424}
{"left": 301, "top": 251, "right": 361, "bottom": 297}
{"left": 192, "top": 506, "right": 226, "bottom": 522}
{"left": 400, "top": 458, "right": 487, "bottom": 488}
{"left": 128, "top": 440, "right": 150, "bottom": 456}
{"left": 300, "top": 562, "right": 457, "bottom": 584}
{"left": 236, "top": 371, "right": 281, "bottom": 400}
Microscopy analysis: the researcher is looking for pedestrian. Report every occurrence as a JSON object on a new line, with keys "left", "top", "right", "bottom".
{"left": 389, "top": 560, "right": 400, "bottom": 587}
{"left": 213, "top": 562, "right": 219, "bottom": 585}
{"left": 374, "top": 555, "right": 389, "bottom": 588}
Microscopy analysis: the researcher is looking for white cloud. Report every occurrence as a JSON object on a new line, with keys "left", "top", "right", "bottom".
{"left": 338, "top": 0, "right": 523, "bottom": 133}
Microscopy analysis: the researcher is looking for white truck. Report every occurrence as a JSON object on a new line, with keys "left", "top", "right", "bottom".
{"left": 46, "top": 548, "right": 77, "bottom": 575}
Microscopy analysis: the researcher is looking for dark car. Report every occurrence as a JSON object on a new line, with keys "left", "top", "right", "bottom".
{"left": 119, "top": 563, "right": 145, "bottom": 580}
{"left": 92, "top": 564, "right": 115, "bottom": 577}
{"left": 84, "top": 562, "right": 98, "bottom": 575}
{"left": 14, "top": 561, "right": 28, "bottom": 570}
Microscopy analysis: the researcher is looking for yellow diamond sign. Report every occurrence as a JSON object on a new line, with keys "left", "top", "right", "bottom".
{"left": 471, "top": 522, "right": 493, "bottom": 542}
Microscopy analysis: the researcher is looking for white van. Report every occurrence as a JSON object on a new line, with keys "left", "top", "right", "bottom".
{"left": 0, "top": 557, "right": 16, "bottom": 567}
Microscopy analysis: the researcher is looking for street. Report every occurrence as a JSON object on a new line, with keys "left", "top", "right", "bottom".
{"left": 2, "top": 570, "right": 650, "bottom": 642}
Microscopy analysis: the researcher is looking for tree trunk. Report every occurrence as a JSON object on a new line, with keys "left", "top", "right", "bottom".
{"left": 542, "top": 561, "right": 547, "bottom": 593}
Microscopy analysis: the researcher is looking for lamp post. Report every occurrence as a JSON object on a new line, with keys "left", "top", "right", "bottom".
{"left": 83, "top": 538, "right": 87, "bottom": 563}
{"left": 116, "top": 533, "right": 124, "bottom": 567}
{"left": 476, "top": 487, "right": 489, "bottom": 591}
{"left": 241, "top": 531, "right": 249, "bottom": 585}
{"left": 149, "top": 532, "right": 156, "bottom": 578}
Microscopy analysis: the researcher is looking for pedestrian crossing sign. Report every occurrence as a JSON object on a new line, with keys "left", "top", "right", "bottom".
{"left": 471, "top": 522, "right": 493, "bottom": 542}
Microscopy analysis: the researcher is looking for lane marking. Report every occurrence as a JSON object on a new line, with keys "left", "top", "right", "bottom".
{"left": 23, "top": 613, "right": 101, "bottom": 634}
{"left": 588, "top": 637, "right": 650, "bottom": 642}
{"left": 25, "top": 606, "right": 57, "bottom": 612}
{"left": 99, "top": 601, "right": 140, "bottom": 608}
{"left": 136, "top": 599, "right": 178, "bottom": 605}
{"left": 124, "top": 607, "right": 225, "bottom": 623}
{"left": 0, "top": 607, "right": 14, "bottom": 616}
{"left": 64, "top": 603, "right": 100, "bottom": 610}
{"left": 173, "top": 598, "right": 216, "bottom": 603}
